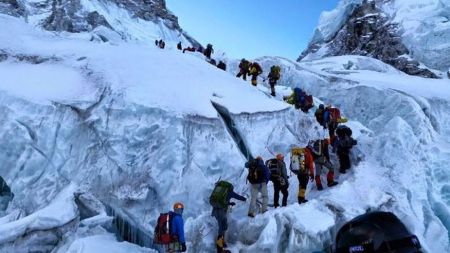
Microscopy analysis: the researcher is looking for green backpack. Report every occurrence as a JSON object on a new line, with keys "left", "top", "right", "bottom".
{"left": 209, "top": 181, "right": 233, "bottom": 209}
{"left": 271, "top": 65, "right": 281, "bottom": 79}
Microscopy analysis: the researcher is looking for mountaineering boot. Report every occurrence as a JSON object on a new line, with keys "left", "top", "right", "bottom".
{"left": 216, "top": 235, "right": 225, "bottom": 253}
{"left": 298, "top": 197, "right": 308, "bottom": 204}
{"left": 315, "top": 175, "right": 323, "bottom": 190}
{"left": 327, "top": 181, "right": 338, "bottom": 187}
{"left": 248, "top": 213, "right": 255, "bottom": 218}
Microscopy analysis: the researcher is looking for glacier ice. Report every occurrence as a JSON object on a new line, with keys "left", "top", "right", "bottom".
{"left": 0, "top": 12, "right": 449, "bottom": 253}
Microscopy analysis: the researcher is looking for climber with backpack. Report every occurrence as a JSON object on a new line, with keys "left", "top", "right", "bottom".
{"left": 267, "top": 65, "right": 281, "bottom": 96}
{"left": 203, "top": 43, "right": 214, "bottom": 59}
{"left": 217, "top": 61, "right": 227, "bottom": 71}
{"left": 335, "top": 125, "right": 357, "bottom": 174}
{"left": 177, "top": 42, "right": 182, "bottom": 50}
{"left": 158, "top": 39, "right": 165, "bottom": 49}
{"left": 153, "top": 202, "right": 187, "bottom": 253}
{"left": 284, "top": 88, "right": 314, "bottom": 113}
{"left": 290, "top": 147, "right": 315, "bottom": 204}
{"left": 210, "top": 181, "right": 246, "bottom": 253}
{"left": 266, "top": 154, "right": 289, "bottom": 207}
{"left": 249, "top": 62, "right": 263, "bottom": 86}
{"left": 182, "top": 47, "right": 195, "bottom": 53}
{"left": 245, "top": 156, "right": 270, "bottom": 217}
{"left": 319, "top": 105, "right": 348, "bottom": 138}
{"left": 324, "top": 106, "right": 347, "bottom": 139}
{"left": 236, "top": 58, "right": 250, "bottom": 81}
{"left": 307, "top": 139, "right": 338, "bottom": 191}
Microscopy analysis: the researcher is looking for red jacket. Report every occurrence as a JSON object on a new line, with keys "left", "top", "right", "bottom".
{"left": 303, "top": 148, "right": 315, "bottom": 176}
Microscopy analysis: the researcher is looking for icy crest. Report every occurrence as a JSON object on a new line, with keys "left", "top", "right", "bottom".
{"left": 310, "top": 0, "right": 363, "bottom": 44}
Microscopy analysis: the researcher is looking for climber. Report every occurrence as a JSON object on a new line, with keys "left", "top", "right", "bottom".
{"left": 315, "top": 104, "right": 347, "bottom": 138}
{"left": 158, "top": 39, "right": 165, "bottom": 49}
{"left": 203, "top": 43, "right": 214, "bottom": 59}
{"left": 284, "top": 88, "right": 314, "bottom": 113}
{"left": 177, "top": 42, "right": 182, "bottom": 50}
{"left": 335, "top": 125, "right": 357, "bottom": 174}
{"left": 266, "top": 154, "right": 289, "bottom": 208}
{"left": 249, "top": 62, "right": 263, "bottom": 86}
{"left": 267, "top": 65, "right": 281, "bottom": 96}
{"left": 236, "top": 58, "right": 250, "bottom": 81}
{"left": 217, "top": 60, "right": 227, "bottom": 71}
{"left": 210, "top": 181, "right": 246, "bottom": 253}
{"left": 245, "top": 156, "right": 270, "bottom": 217}
{"left": 315, "top": 104, "right": 326, "bottom": 127}
{"left": 153, "top": 202, "right": 186, "bottom": 253}
{"left": 182, "top": 46, "right": 196, "bottom": 53}
{"left": 325, "top": 105, "right": 347, "bottom": 138}
{"left": 290, "top": 147, "right": 315, "bottom": 204}
{"left": 308, "top": 139, "right": 338, "bottom": 191}
{"left": 208, "top": 59, "right": 217, "bottom": 66}
{"left": 155, "top": 39, "right": 159, "bottom": 46}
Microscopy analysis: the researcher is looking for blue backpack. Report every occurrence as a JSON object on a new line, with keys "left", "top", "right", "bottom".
{"left": 294, "top": 88, "right": 305, "bottom": 105}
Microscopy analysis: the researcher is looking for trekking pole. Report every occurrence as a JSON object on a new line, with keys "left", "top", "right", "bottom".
{"left": 199, "top": 227, "right": 213, "bottom": 240}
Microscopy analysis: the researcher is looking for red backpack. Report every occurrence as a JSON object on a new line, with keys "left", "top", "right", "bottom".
{"left": 154, "top": 213, "right": 172, "bottom": 245}
{"left": 328, "top": 108, "right": 341, "bottom": 122}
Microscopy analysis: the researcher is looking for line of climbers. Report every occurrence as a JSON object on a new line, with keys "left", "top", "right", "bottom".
{"left": 152, "top": 40, "right": 358, "bottom": 252}
{"left": 236, "top": 58, "right": 282, "bottom": 96}
{"left": 177, "top": 42, "right": 227, "bottom": 72}
{"left": 155, "top": 39, "right": 166, "bottom": 49}
{"left": 153, "top": 100, "right": 357, "bottom": 252}
{"left": 158, "top": 41, "right": 286, "bottom": 96}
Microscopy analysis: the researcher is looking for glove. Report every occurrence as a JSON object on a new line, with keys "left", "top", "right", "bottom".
{"left": 181, "top": 243, "right": 187, "bottom": 252}
{"left": 309, "top": 175, "right": 315, "bottom": 182}
{"left": 229, "top": 202, "right": 236, "bottom": 206}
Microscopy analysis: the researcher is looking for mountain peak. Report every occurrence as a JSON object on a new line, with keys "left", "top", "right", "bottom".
{"left": 298, "top": 0, "right": 450, "bottom": 78}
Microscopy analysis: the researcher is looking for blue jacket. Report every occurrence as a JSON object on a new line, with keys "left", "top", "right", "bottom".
{"left": 323, "top": 110, "right": 330, "bottom": 124}
{"left": 169, "top": 211, "right": 185, "bottom": 244}
{"left": 257, "top": 159, "right": 271, "bottom": 184}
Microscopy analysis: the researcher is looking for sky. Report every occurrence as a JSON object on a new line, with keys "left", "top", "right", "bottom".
{"left": 166, "top": 0, "right": 340, "bottom": 61}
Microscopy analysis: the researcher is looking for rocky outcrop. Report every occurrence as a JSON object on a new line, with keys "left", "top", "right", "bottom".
{"left": 112, "top": 0, "right": 179, "bottom": 29}
{"left": 42, "top": 0, "right": 179, "bottom": 33}
{"left": 0, "top": 0, "right": 25, "bottom": 17}
{"left": 0, "top": 0, "right": 200, "bottom": 47}
{"left": 43, "top": 0, "right": 112, "bottom": 32}
{"left": 299, "top": 0, "right": 438, "bottom": 78}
